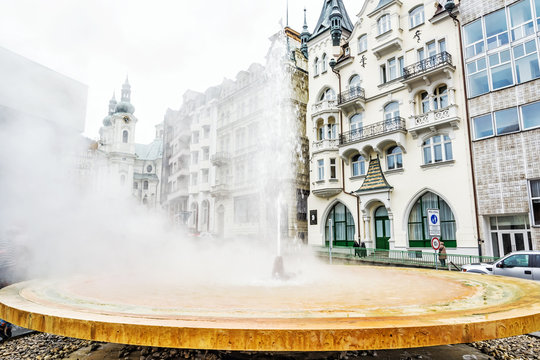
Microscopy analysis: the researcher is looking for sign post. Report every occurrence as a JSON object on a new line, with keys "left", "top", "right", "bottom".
{"left": 431, "top": 236, "right": 440, "bottom": 270}
{"left": 428, "top": 209, "right": 441, "bottom": 270}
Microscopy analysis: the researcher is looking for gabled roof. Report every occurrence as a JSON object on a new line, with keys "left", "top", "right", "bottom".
{"left": 310, "top": 0, "right": 354, "bottom": 41}
{"left": 135, "top": 138, "right": 163, "bottom": 160}
{"left": 355, "top": 157, "right": 393, "bottom": 193}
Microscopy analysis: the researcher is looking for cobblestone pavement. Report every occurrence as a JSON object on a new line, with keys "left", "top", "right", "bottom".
{"left": 0, "top": 332, "right": 539, "bottom": 360}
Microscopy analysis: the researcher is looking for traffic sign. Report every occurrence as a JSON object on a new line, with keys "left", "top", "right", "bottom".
{"left": 431, "top": 237, "right": 440, "bottom": 251}
{"left": 427, "top": 209, "right": 441, "bottom": 236}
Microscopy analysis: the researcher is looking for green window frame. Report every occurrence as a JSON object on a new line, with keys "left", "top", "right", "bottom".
{"left": 325, "top": 203, "right": 355, "bottom": 247}
{"left": 408, "top": 192, "right": 456, "bottom": 248}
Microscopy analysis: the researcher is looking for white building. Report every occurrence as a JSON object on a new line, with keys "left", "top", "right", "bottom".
{"left": 97, "top": 78, "right": 163, "bottom": 207}
{"left": 305, "top": 0, "right": 478, "bottom": 254}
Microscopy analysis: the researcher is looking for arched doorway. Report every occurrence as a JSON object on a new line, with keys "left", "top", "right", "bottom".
{"left": 201, "top": 200, "right": 209, "bottom": 232}
{"left": 374, "top": 206, "right": 390, "bottom": 250}
{"left": 190, "top": 202, "right": 198, "bottom": 232}
{"left": 325, "top": 202, "right": 355, "bottom": 247}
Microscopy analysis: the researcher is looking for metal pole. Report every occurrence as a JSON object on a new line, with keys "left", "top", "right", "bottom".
{"left": 435, "top": 250, "right": 438, "bottom": 270}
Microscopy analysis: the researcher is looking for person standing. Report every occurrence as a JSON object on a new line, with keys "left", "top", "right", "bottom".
{"left": 438, "top": 241, "right": 447, "bottom": 267}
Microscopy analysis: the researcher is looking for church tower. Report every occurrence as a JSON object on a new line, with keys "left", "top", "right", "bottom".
{"left": 300, "top": 8, "right": 311, "bottom": 59}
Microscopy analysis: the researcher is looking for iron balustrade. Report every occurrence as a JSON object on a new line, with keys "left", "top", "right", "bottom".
{"left": 340, "top": 117, "right": 406, "bottom": 145}
{"left": 338, "top": 86, "right": 366, "bottom": 105}
{"left": 402, "top": 51, "right": 452, "bottom": 80}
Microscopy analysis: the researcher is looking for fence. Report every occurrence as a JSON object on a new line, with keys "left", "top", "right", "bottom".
{"left": 312, "top": 245, "right": 498, "bottom": 270}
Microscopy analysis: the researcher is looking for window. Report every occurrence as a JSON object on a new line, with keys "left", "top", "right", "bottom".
{"left": 438, "top": 39, "right": 447, "bottom": 53}
{"left": 349, "top": 75, "right": 361, "bottom": 91}
{"left": 464, "top": 20, "right": 485, "bottom": 59}
{"left": 529, "top": 179, "right": 540, "bottom": 226}
{"left": 322, "top": 53, "right": 327, "bottom": 72}
{"left": 408, "top": 192, "right": 456, "bottom": 247}
{"left": 536, "top": 0, "right": 540, "bottom": 26}
{"left": 191, "top": 173, "right": 198, "bottom": 186}
{"left": 409, "top": 6, "right": 424, "bottom": 28}
{"left": 521, "top": 101, "right": 540, "bottom": 129}
{"left": 330, "top": 158, "right": 337, "bottom": 179}
{"left": 234, "top": 195, "right": 259, "bottom": 224}
{"left": 327, "top": 123, "right": 338, "bottom": 139}
{"left": 201, "top": 169, "right": 209, "bottom": 183}
{"left": 495, "top": 107, "right": 520, "bottom": 135}
{"left": 203, "top": 126, "right": 210, "bottom": 138}
{"left": 122, "top": 130, "right": 129, "bottom": 143}
{"left": 192, "top": 131, "right": 199, "bottom": 144}
{"left": 513, "top": 39, "right": 540, "bottom": 83}
{"left": 143, "top": 180, "right": 149, "bottom": 190}
{"left": 202, "top": 147, "right": 209, "bottom": 160}
{"left": 473, "top": 114, "right": 494, "bottom": 139}
{"left": 358, "top": 34, "right": 367, "bottom": 53}
{"left": 509, "top": 0, "right": 534, "bottom": 41}
{"left": 297, "top": 189, "right": 309, "bottom": 221}
{"left": 485, "top": 8, "right": 509, "bottom": 50}
{"left": 191, "top": 151, "right": 199, "bottom": 165}
{"left": 433, "top": 85, "right": 448, "bottom": 109}
{"left": 133, "top": 182, "right": 138, "bottom": 189}
{"left": 384, "top": 102, "right": 400, "bottom": 120}
{"left": 504, "top": 254, "right": 530, "bottom": 267}
{"left": 120, "top": 174, "right": 126, "bottom": 185}
{"left": 319, "top": 88, "right": 336, "bottom": 101}
{"left": 422, "top": 135, "right": 453, "bottom": 164}
{"left": 386, "top": 146, "right": 403, "bottom": 170}
{"left": 351, "top": 154, "right": 366, "bottom": 176}
{"left": 388, "top": 58, "right": 397, "bottom": 80}
{"left": 350, "top": 113, "right": 363, "bottom": 133}
{"left": 466, "top": 58, "right": 489, "bottom": 97}
{"left": 314, "top": 57, "right": 319, "bottom": 75}
{"left": 489, "top": 49, "right": 514, "bottom": 89}
{"left": 147, "top": 165, "right": 153, "bottom": 173}
{"left": 317, "top": 125, "right": 324, "bottom": 140}
{"left": 317, "top": 159, "right": 324, "bottom": 180}
{"left": 325, "top": 202, "right": 356, "bottom": 247}
{"left": 380, "top": 63, "right": 387, "bottom": 83}
{"left": 420, "top": 91, "right": 430, "bottom": 113}
{"left": 378, "top": 14, "right": 391, "bottom": 34}
{"left": 398, "top": 56, "right": 404, "bottom": 77}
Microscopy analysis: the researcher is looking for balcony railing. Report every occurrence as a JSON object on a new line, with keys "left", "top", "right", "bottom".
{"left": 210, "top": 151, "right": 230, "bottom": 166}
{"left": 312, "top": 139, "right": 339, "bottom": 152}
{"left": 340, "top": 117, "right": 406, "bottom": 146}
{"left": 402, "top": 51, "right": 452, "bottom": 80}
{"left": 311, "top": 99, "right": 338, "bottom": 113}
{"left": 338, "top": 86, "right": 365, "bottom": 105}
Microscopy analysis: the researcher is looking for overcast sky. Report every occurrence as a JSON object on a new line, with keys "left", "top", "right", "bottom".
{"left": 0, "top": 0, "right": 360, "bottom": 143}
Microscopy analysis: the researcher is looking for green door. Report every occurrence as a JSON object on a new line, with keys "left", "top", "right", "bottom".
{"left": 375, "top": 206, "right": 390, "bottom": 250}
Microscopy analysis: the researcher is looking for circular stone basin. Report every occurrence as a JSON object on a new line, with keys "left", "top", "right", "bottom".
{"left": 0, "top": 266, "right": 539, "bottom": 351}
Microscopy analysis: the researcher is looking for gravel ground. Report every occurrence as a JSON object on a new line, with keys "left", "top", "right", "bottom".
{"left": 0, "top": 332, "right": 539, "bottom": 359}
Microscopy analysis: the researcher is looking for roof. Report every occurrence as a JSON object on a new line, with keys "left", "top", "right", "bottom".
{"left": 133, "top": 173, "right": 159, "bottom": 181}
{"left": 135, "top": 138, "right": 163, "bottom": 160}
{"left": 355, "top": 157, "right": 393, "bottom": 193}
{"left": 310, "top": 0, "right": 354, "bottom": 41}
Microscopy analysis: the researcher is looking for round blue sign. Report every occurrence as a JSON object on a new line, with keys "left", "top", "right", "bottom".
{"left": 430, "top": 214, "right": 438, "bottom": 224}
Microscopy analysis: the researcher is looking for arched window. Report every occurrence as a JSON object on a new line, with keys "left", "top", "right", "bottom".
{"left": 319, "top": 88, "right": 336, "bottom": 101}
{"left": 147, "top": 165, "right": 153, "bottom": 173}
{"left": 358, "top": 34, "right": 367, "bottom": 53}
{"left": 420, "top": 91, "right": 430, "bottom": 113}
{"left": 350, "top": 113, "right": 363, "bottom": 132}
{"left": 143, "top": 180, "right": 149, "bottom": 190}
{"left": 325, "top": 202, "right": 355, "bottom": 247}
{"left": 317, "top": 124, "right": 325, "bottom": 140}
{"left": 314, "top": 57, "right": 319, "bottom": 75}
{"left": 349, "top": 75, "right": 361, "bottom": 89}
{"left": 351, "top": 154, "right": 366, "bottom": 176}
{"left": 408, "top": 192, "right": 456, "bottom": 247}
{"left": 433, "top": 85, "right": 448, "bottom": 110}
{"left": 122, "top": 130, "right": 129, "bottom": 143}
{"left": 384, "top": 102, "right": 400, "bottom": 120}
{"left": 386, "top": 146, "right": 403, "bottom": 170}
{"left": 422, "top": 135, "right": 453, "bottom": 164}
{"left": 377, "top": 14, "right": 391, "bottom": 34}
{"left": 322, "top": 53, "right": 327, "bottom": 72}
{"left": 409, "top": 5, "right": 425, "bottom": 28}
{"left": 327, "top": 122, "right": 338, "bottom": 139}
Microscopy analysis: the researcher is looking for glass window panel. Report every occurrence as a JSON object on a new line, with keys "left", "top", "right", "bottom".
{"left": 525, "top": 39, "right": 536, "bottom": 53}
{"left": 445, "top": 141, "right": 453, "bottom": 160}
{"left": 485, "top": 9, "right": 508, "bottom": 38}
{"left": 474, "top": 114, "right": 494, "bottom": 139}
{"left": 515, "top": 53, "right": 540, "bottom": 83}
{"left": 387, "top": 155, "right": 395, "bottom": 169}
{"left": 521, "top": 102, "right": 540, "bottom": 129}
{"left": 490, "top": 217, "right": 498, "bottom": 230}
{"left": 335, "top": 203, "right": 345, "bottom": 220}
{"left": 423, "top": 146, "right": 432, "bottom": 164}
{"left": 491, "top": 232, "right": 500, "bottom": 258}
{"left": 495, "top": 107, "right": 520, "bottom": 134}
{"left": 469, "top": 71, "right": 489, "bottom": 97}
{"left": 533, "top": 199, "right": 540, "bottom": 225}
{"left": 515, "top": 233, "right": 525, "bottom": 251}
{"left": 510, "top": 0, "right": 533, "bottom": 27}
{"left": 478, "top": 58, "right": 487, "bottom": 70}
{"left": 489, "top": 53, "right": 500, "bottom": 66}
{"left": 396, "top": 154, "right": 403, "bottom": 168}
{"left": 514, "top": 44, "right": 525, "bottom": 58}
{"left": 375, "top": 206, "right": 388, "bottom": 217}
{"left": 491, "top": 63, "right": 514, "bottom": 89}
{"left": 530, "top": 179, "right": 540, "bottom": 197}
{"left": 464, "top": 20, "right": 483, "bottom": 45}
{"left": 467, "top": 62, "right": 476, "bottom": 74}
{"left": 501, "top": 50, "right": 511, "bottom": 62}
{"left": 434, "top": 144, "right": 443, "bottom": 162}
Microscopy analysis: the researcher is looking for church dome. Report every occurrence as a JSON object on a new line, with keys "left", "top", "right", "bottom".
{"left": 102, "top": 115, "right": 112, "bottom": 126}
{"left": 115, "top": 101, "right": 135, "bottom": 114}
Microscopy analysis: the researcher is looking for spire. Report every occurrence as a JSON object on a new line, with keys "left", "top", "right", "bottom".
{"left": 310, "top": 0, "right": 353, "bottom": 42}
{"left": 300, "top": 7, "right": 311, "bottom": 59}
{"left": 108, "top": 91, "right": 117, "bottom": 115}
{"left": 330, "top": 0, "right": 344, "bottom": 46}
{"left": 121, "top": 75, "right": 131, "bottom": 102}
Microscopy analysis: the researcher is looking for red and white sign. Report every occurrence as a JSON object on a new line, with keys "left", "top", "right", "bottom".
{"left": 431, "top": 237, "right": 440, "bottom": 250}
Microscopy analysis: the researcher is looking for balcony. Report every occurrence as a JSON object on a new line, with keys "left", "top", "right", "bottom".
{"left": 210, "top": 152, "right": 230, "bottom": 166}
{"left": 210, "top": 183, "right": 230, "bottom": 198}
{"left": 312, "top": 139, "right": 339, "bottom": 154}
{"left": 339, "top": 117, "right": 407, "bottom": 161}
{"left": 167, "top": 188, "right": 188, "bottom": 202}
{"left": 311, "top": 99, "right": 339, "bottom": 117}
{"left": 372, "top": 29, "right": 402, "bottom": 60}
{"left": 401, "top": 52, "right": 455, "bottom": 89}
{"left": 337, "top": 86, "right": 366, "bottom": 113}
{"left": 408, "top": 104, "right": 460, "bottom": 139}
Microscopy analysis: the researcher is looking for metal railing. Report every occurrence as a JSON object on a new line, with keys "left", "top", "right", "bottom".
{"left": 338, "top": 86, "right": 366, "bottom": 105}
{"left": 312, "top": 246, "right": 499, "bottom": 270}
{"left": 340, "top": 117, "right": 406, "bottom": 145}
{"left": 402, "top": 51, "right": 452, "bottom": 80}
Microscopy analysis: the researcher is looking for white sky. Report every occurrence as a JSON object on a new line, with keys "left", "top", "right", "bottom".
{"left": 0, "top": 0, "right": 360, "bottom": 143}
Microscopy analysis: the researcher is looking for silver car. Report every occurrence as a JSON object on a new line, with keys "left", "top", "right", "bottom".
{"left": 462, "top": 250, "right": 540, "bottom": 281}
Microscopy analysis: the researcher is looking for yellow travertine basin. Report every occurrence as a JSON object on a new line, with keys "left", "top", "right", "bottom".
{"left": 0, "top": 266, "right": 539, "bottom": 351}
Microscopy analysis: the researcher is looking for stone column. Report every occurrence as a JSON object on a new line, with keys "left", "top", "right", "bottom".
{"left": 388, "top": 211, "right": 395, "bottom": 250}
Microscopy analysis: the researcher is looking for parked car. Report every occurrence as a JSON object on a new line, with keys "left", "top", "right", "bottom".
{"left": 462, "top": 250, "right": 540, "bottom": 281}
